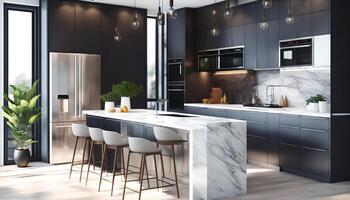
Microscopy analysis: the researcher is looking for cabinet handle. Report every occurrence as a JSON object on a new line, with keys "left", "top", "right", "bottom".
{"left": 301, "top": 128, "right": 328, "bottom": 133}
{"left": 302, "top": 146, "right": 327, "bottom": 152}
{"left": 281, "top": 142, "right": 298, "bottom": 148}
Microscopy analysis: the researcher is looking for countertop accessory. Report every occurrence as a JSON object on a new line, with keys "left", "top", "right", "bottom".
{"left": 210, "top": 87, "right": 223, "bottom": 104}
{"left": 306, "top": 94, "right": 327, "bottom": 112}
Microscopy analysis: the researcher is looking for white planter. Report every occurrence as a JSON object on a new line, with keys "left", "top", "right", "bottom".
{"left": 308, "top": 103, "right": 319, "bottom": 112}
{"left": 104, "top": 102, "right": 115, "bottom": 112}
{"left": 120, "top": 97, "right": 131, "bottom": 110}
{"left": 319, "top": 101, "right": 328, "bottom": 113}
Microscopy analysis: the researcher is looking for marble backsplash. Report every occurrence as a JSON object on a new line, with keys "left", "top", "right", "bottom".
{"left": 212, "top": 68, "right": 331, "bottom": 107}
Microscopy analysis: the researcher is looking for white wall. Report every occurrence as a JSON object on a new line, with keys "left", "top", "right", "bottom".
{"left": 0, "top": 0, "right": 39, "bottom": 166}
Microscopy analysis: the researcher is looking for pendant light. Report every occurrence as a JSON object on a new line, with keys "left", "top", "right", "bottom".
{"left": 259, "top": 12, "right": 269, "bottom": 30}
{"left": 285, "top": 0, "right": 294, "bottom": 24}
{"left": 114, "top": 27, "right": 122, "bottom": 42}
{"left": 210, "top": 1, "right": 220, "bottom": 37}
{"left": 131, "top": 0, "right": 140, "bottom": 29}
{"left": 224, "top": 0, "right": 232, "bottom": 19}
{"left": 262, "top": 0, "right": 272, "bottom": 9}
{"left": 168, "top": 0, "right": 177, "bottom": 19}
{"left": 157, "top": 0, "right": 165, "bottom": 25}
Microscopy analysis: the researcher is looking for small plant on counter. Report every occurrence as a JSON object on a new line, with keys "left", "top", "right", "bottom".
{"left": 100, "top": 91, "right": 120, "bottom": 102}
{"left": 112, "top": 80, "right": 143, "bottom": 97}
{"left": 306, "top": 94, "right": 327, "bottom": 105}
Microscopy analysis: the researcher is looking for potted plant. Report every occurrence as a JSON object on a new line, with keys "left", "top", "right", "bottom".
{"left": 306, "top": 94, "right": 327, "bottom": 113}
{"left": 100, "top": 91, "right": 120, "bottom": 112}
{"left": 112, "top": 81, "right": 143, "bottom": 110}
{"left": 2, "top": 80, "right": 41, "bottom": 167}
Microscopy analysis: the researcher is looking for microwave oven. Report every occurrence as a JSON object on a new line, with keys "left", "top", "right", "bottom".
{"left": 279, "top": 38, "right": 313, "bottom": 67}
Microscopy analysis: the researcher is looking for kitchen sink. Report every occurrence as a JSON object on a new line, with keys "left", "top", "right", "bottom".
{"left": 156, "top": 114, "right": 196, "bottom": 118}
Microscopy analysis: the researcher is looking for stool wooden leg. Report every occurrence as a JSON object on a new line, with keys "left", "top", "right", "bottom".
{"left": 171, "top": 145, "right": 180, "bottom": 199}
{"left": 92, "top": 145, "right": 96, "bottom": 171}
{"left": 153, "top": 154, "right": 159, "bottom": 191}
{"left": 138, "top": 154, "right": 146, "bottom": 200}
{"left": 85, "top": 140, "right": 94, "bottom": 186}
{"left": 121, "top": 147, "right": 126, "bottom": 178}
{"left": 69, "top": 136, "right": 79, "bottom": 179}
{"left": 79, "top": 137, "right": 88, "bottom": 182}
{"left": 98, "top": 143, "right": 107, "bottom": 192}
{"left": 122, "top": 151, "right": 131, "bottom": 200}
{"left": 160, "top": 153, "right": 165, "bottom": 188}
{"left": 144, "top": 156, "right": 150, "bottom": 188}
{"left": 111, "top": 147, "right": 118, "bottom": 196}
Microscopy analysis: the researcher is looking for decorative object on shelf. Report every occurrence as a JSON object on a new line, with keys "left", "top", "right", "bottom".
{"left": 131, "top": 0, "right": 140, "bottom": 29}
{"left": 113, "top": 80, "right": 143, "bottom": 111}
{"left": 210, "top": 87, "right": 223, "bottom": 104}
{"left": 157, "top": 0, "right": 165, "bottom": 25}
{"left": 306, "top": 94, "right": 327, "bottom": 112}
{"left": 259, "top": 12, "right": 269, "bottom": 30}
{"left": 224, "top": 0, "right": 232, "bottom": 19}
{"left": 221, "top": 93, "right": 228, "bottom": 104}
{"left": 101, "top": 91, "right": 120, "bottom": 112}
{"left": 210, "top": 2, "right": 221, "bottom": 37}
{"left": 285, "top": 0, "right": 294, "bottom": 24}
{"left": 262, "top": 0, "right": 272, "bottom": 9}
{"left": 2, "top": 80, "right": 41, "bottom": 167}
{"left": 114, "top": 27, "right": 122, "bottom": 42}
{"left": 279, "top": 95, "right": 288, "bottom": 107}
{"left": 168, "top": 0, "right": 177, "bottom": 19}
{"left": 319, "top": 100, "right": 328, "bottom": 113}
{"left": 202, "top": 98, "right": 212, "bottom": 104}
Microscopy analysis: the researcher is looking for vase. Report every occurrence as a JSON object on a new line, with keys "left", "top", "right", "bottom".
{"left": 120, "top": 97, "right": 131, "bottom": 110}
{"left": 308, "top": 103, "right": 319, "bottom": 112}
{"left": 14, "top": 148, "right": 30, "bottom": 167}
{"left": 319, "top": 101, "right": 328, "bottom": 113}
{"left": 104, "top": 101, "right": 115, "bottom": 112}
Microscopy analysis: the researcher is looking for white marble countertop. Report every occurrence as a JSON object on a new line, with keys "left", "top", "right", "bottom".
{"left": 83, "top": 109, "right": 245, "bottom": 131}
{"left": 185, "top": 103, "right": 331, "bottom": 118}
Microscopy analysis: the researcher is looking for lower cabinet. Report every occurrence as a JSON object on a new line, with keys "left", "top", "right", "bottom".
{"left": 247, "top": 135, "right": 268, "bottom": 163}
{"left": 280, "top": 143, "right": 301, "bottom": 172}
{"left": 301, "top": 147, "right": 329, "bottom": 181}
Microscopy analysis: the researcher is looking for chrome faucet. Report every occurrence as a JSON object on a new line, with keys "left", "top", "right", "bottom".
{"left": 266, "top": 85, "right": 283, "bottom": 105}
{"left": 155, "top": 99, "right": 168, "bottom": 116}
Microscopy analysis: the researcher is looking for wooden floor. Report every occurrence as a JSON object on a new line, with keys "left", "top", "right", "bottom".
{"left": 1, "top": 162, "right": 350, "bottom": 200}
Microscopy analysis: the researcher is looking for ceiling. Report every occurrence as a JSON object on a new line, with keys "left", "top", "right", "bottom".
{"left": 83, "top": 0, "right": 256, "bottom": 15}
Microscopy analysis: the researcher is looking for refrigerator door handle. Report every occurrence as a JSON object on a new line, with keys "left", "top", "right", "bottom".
{"left": 74, "top": 55, "right": 79, "bottom": 117}
{"left": 79, "top": 56, "right": 83, "bottom": 118}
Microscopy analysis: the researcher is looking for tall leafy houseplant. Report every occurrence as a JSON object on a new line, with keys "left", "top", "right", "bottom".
{"left": 2, "top": 80, "right": 41, "bottom": 167}
{"left": 113, "top": 81, "right": 143, "bottom": 110}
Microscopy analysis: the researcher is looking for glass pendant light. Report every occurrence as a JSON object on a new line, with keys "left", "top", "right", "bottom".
{"left": 224, "top": 0, "right": 232, "bottom": 19}
{"left": 157, "top": 0, "right": 165, "bottom": 25}
{"left": 168, "top": 0, "right": 177, "bottom": 19}
{"left": 114, "top": 27, "right": 122, "bottom": 42}
{"left": 131, "top": 0, "right": 140, "bottom": 29}
{"left": 259, "top": 12, "right": 269, "bottom": 30}
{"left": 210, "top": 0, "right": 220, "bottom": 37}
{"left": 262, "top": 0, "right": 272, "bottom": 9}
{"left": 285, "top": 0, "right": 294, "bottom": 24}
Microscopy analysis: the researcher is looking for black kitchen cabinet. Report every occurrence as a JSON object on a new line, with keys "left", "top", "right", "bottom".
{"left": 280, "top": 143, "right": 301, "bottom": 172}
{"left": 167, "top": 9, "right": 186, "bottom": 59}
{"left": 294, "top": 0, "right": 313, "bottom": 16}
{"left": 267, "top": 113, "right": 280, "bottom": 166}
{"left": 312, "top": 0, "right": 330, "bottom": 12}
{"left": 301, "top": 147, "right": 329, "bottom": 181}
{"left": 213, "top": 28, "right": 231, "bottom": 49}
{"left": 196, "top": 30, "right": 211, "bottom": 51}
{"left": 268, "top": 20, "right": 280, "bottom": 68}
{"left": 231, "top": 26, "right": 244, "bottom": 46}
{"left": 75, "top": 2, "right": 101, "bottom": 54}
{"left": 295, "top": 14, "right": 313, "bottom": 38}
{"left": 231, "top": 6, "right": 245, "bottom": 27}
{"left": 256, "top": 24, "right": 268, "bottom": 69}
{"left": 127, "top": 123, "right": 144, "bottom": 138}
{"left": 86, "top": 115, "right": 103, "bottom": 128}
{"left": 184, "top": 106, "right": 208, "bottom": 115}
{"left": 312, "top": 11, "right": 330, "bottom": 36}
{"left": 226, "top": 110, "right": 244, "bottom": 120}
{"left": 244, "top": 23, "right": 257, "bottom": 69}
{"left": 206, "top": 108, "right": 227, "bottom": 118}
{"left": 279, "top": 18, "right": 296, "bottom": 40}
{"left": 48, "top": 0, "right": 75, "bottom": 52}
{"left": 194, "top": 5, "right": 212, "bottom": 30}
{"left": 244, "top": 2, "right": 257, "bottom": 24}
{"left": 102, "top": 118, "right": 121, "bottom": 132}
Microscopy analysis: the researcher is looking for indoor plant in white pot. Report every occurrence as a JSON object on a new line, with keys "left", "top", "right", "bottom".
{"left": 2, "top": 80, "right": 41, "bottom": 167}
{"left": 113, "top": 80, "right": 143, "bottom": 111}
{"left": 306, "top": 94, "right": 327, "bottom": 113}
{"left": 101, "top": 91, "right": 120, "bottom": 112}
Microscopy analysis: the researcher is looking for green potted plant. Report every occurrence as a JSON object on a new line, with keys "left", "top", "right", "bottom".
{"left": 112, "top": 81, "right": 143, "bottom": 110}
{"left": 100, "top": 90, "right": 120, "bottom": 112}
{"left": 306, "top": 94, "right": 327, "bottom": 112}
{"left": 2, "top": 80, "right": 41, "bottom": 167}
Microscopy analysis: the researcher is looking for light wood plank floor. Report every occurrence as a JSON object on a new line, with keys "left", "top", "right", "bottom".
{"left": 1, "top": 162, "right": 350, "bottom": 200}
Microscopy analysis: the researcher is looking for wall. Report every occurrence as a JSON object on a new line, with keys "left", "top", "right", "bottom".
{"left": 0, "top": 0, "right": 40, "bottom": 166}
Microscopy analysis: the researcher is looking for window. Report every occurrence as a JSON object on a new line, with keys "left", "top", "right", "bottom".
{"left": 147, "top": 17, "right": 158, "bottom": 108}
{"left": 4, "top": 4, "right": 39, "bottom": 164}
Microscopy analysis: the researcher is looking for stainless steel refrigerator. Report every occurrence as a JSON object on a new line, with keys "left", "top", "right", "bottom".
{"left": 49, "top": 52, "right": 101, "bottom": 164}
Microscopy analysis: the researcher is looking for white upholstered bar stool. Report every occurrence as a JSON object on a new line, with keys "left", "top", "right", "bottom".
{"left": 122, "top": 137, "right": 163, "bottom": 200}
{"left": 99, "top": 130, "right": 129, "bottom": 196}
{"left": 153, "top": 126, "right": 186, "bottom": 199}
{"left": 85, "top": 127, "right": 105, "bottom": 187}
{"left": 70, "top": 124, "right": 91, "bottom": 182}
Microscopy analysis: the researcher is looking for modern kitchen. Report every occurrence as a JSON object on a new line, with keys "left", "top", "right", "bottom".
{"left": 0, "top": 0, "right": 350, "bottom": 200}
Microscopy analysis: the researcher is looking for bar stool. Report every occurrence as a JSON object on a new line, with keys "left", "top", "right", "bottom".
{"left": 122, "top": 137, "right": 163, "bottom": 200}
{"left": 69, "top": 123, "right": 90, "bottom": 182}
{"left": 85, "top": 127, "right": 105, "bottom": 186}
{"left": 154, "top": 126, "right": 186, "bottom": 199}
{"left": 99, "top": 130, "right": 129, "bottom": 196}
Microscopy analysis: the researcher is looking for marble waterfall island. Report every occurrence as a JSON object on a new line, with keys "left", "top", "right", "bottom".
{"left": 82, "top": 109, "right": 247, "bottom": 200}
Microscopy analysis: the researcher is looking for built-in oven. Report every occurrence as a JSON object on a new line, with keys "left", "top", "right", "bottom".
{"left": 219, "top": 47, "right": 244, "bottom": 70}
{"left": 168, "top": 59, "right": 184, "bottom": 83}
{"left": 198, "top": 50, "right": 219, "bottom": 71}
{"left": 280, "top": 38, "right": 313, "bottom": 67}
{"left": 167, "top": 83, "right": 185, "bottom": 110}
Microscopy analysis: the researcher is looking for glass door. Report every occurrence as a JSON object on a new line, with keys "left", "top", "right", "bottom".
{"left": 4, "top": 4, "right": 40, "bottom": 164}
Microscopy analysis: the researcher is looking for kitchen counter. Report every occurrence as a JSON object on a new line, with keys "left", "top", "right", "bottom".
{"left": 185, "top": 103, "right": 330, "bottom": 118}
{"left": 83, "top": 109, "right": 247, "bottom": 200}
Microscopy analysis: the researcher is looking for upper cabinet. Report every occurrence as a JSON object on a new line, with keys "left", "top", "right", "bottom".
{"left": 48, "top": 0, "right": 75, "bottom": 52}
